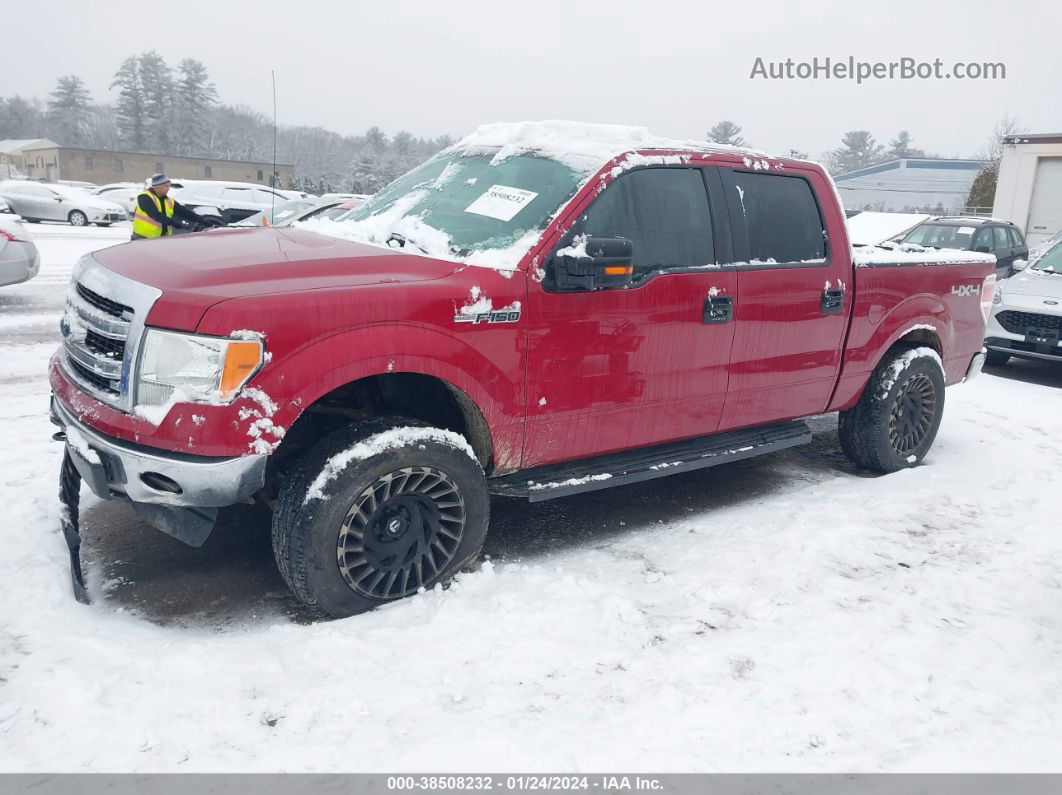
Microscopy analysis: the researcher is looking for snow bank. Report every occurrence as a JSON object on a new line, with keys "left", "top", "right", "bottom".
{"left": 304, "top": 426, "right": 477, "bottom": 503}
{"left": 846, "top": 212, "right": 933, "bottom": 247}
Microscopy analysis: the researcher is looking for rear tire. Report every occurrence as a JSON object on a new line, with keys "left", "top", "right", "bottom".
{"left": 272, "top": 418, "right": 488, "bottom": 618}
{"left": 839, "top": 347, "right": 945, "bottom": 473}
{"left": 984, "top": 349, "right": 1010, "bottom": 367}
{"left": 68, "top": 210, "right": 88, "bottom": 227}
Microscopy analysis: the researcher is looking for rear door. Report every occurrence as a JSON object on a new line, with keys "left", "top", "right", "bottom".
{"left": 991, "top": 225, "right": 1017, "bottom": 273}
{"left": 718, "top": 167, "right": 853, "bottom": 430}
{"left": 523, "top": 165, "right": 739, "bottom": 467}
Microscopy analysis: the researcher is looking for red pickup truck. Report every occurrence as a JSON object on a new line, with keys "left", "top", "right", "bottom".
{"left": 51, "top": 121, "right": 996, "bottom": 617}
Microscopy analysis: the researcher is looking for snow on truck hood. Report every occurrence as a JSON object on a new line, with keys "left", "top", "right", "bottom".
{"left": 90, "top": 227, "right": 456, "bottom": 326}
{"left": 1000, "top": 268, "right": 1062, "bottom": 298}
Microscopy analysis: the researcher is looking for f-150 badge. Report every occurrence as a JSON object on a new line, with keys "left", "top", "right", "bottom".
{"left": 454, "top": 309, "right": 521, "bottom": 325}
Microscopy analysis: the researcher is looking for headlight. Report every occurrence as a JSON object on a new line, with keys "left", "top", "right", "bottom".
{"left": 992, "top": 288, "right": 1002, "bottom": 305}
{"left": 136, "top": 329, "right": 263, "bottom": 407}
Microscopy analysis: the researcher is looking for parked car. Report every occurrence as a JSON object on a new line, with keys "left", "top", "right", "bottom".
{"left": 231, "top": 198, "right": 329, "bottom": 228}
{"left": 0, "top": 214, "right": 40, "bottom": 287}
{"left": 57, "top": 180, "right": 98, "bottom": 190}
{"left": 275, "top": 189, "right": 315, "bottom": 201}
{"left": 0, "top": 181, "right": 126, "bottom": 226}
{"left": 900, "top": 217, "right": 1028, "bottom": 275}
{"left": 91, "top": 183, "right": 141, "bottom": 219}
{"left": 319, "top": 192, "right": 370, "bottom": 202}
{"left": 50, "top": 122, "right": 996, "bottom": 616}
{"left": 984, "top": 239, "right": 1062, "bottom": 367}
{"left": 0, "top": 195, "right": 13, "bottom": 214}
{"left": 171, "top": 181, "right": 290, "bottom": 225}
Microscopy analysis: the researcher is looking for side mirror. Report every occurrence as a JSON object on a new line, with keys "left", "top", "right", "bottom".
{"left": 54, "top": 196, "right": 64, "bottom": 202}
{"left": 551, "top": 236, "right": 634, "bottom": 291}
{"left": 1012, "top": 258, "right": 1028, "bottom": 271}
{"left": 974, "top": 245, "right": 991, "bottom": 253}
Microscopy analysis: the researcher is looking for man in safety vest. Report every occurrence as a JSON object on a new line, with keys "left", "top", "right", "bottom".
{"left": 131, "top": 174, "right": 209, "bottom": 240}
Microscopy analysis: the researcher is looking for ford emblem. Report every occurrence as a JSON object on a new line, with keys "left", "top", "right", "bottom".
{"left": 1045, "top": 299, "right": 1059, "bottom": 306}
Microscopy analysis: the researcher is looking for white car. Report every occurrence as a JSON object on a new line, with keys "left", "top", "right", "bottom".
{"left": 0, "top": 214, "right": 40, "bottom": 287}
{"left": 985, "top": 240, "right": 1062, "bottom": 366}
{"left": 0, "top": 182, "right": 126, "bottom": 227}
{"left": 171, "top": 181, "right": 289, "bottom": 225}
{"left": 91, "top": 183, "right": 141, "bottom": 219}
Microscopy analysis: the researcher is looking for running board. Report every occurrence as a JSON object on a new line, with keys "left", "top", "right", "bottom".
{"left": 488, "top": 420, "right": 812, "bottom": 502}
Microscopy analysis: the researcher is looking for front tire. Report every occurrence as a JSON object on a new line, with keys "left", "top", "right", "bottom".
{"left": 272, "top": 418, "right": 488, "bottom": 618}
{"left": 839, "top": 347, "right": 945, "bottom": 473}
{"left": 68, "top": 210, "right": 88, "bottom": 227}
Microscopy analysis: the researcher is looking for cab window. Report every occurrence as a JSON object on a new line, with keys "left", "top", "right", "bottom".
{"left": 580, "top": 167, "right": 715, "bottom": 279}
{"left": 731, "top": 171, "right": 826, "bottom": 264}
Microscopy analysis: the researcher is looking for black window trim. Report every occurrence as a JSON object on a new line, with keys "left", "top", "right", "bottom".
{"left": 718, "top": 167, "right": 832, "bottom": 271}
{"left": 543, "top": 164, "right": 731, "bottom": 292}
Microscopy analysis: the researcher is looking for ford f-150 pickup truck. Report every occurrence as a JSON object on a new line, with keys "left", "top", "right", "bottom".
{"left": 50, "top": 121, "right": 997, "bottom": 617}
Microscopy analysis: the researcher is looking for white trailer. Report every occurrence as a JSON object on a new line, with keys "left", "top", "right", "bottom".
{"left": 993, "top": 133, "right": 1062, "bottom": 247}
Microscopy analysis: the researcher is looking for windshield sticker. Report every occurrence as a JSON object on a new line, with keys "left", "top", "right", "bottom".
{"left": 958, "top": 226, "right": 976, "bottom": 234}
{"left": 464, "top": 185, "right": 539, "bottom": 222}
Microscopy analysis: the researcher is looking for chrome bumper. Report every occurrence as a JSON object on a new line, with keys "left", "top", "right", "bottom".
{"left": 51, "top": 397, "right": 266, "bottom": 509}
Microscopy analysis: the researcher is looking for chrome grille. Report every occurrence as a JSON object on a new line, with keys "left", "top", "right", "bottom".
{"left": 59, "top": 255, "right": 161, "bottom": 410}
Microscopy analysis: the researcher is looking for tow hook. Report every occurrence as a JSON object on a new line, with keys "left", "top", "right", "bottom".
{"left": 52, "top": 431, "right": 67, "bottom": 443}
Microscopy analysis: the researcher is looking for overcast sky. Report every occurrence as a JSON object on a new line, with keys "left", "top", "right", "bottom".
{"left": 3, "top": 0, "right": 1059, "bottom": 160}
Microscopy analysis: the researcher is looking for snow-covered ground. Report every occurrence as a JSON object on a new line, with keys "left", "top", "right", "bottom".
{"left": 1, "top": 224, "right": 1061, "bottom": 772}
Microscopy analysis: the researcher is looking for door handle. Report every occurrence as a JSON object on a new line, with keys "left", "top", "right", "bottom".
{"left": 821, "top": 287, "right": 845, "bottom": 315}
{"left": 703, "top": 294, "right": 733, "bottom": 324}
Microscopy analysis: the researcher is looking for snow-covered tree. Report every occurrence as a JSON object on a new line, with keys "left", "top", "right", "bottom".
{"left": 829, "top": 131, "right": 885, "bottom": 174}
{"left": 887, "top": 130, "right": 925, "bottom": 160}
{"left": 111, "top": 56, "right": 146, "bottom": 150}
{"left": 708, "top": 121, "right": 746, "bottom": 148}
{"left": 967, "top": 115, "right": 1027, "bottom": 213}
{"left": 46, "top": 75, "right": 91, "bottom": 146}
{"left": 138, "top": 51, "right": 175, "bottom": 151}
{"left": 174, "top": 59, "right": 217, "bottom": 156}
{"left": 0, "top": 96, "right": 44, "bottom": 139}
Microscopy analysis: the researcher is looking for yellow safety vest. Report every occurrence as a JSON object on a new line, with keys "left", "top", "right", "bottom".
{"left": 131, "top": 190, "right": 175, "bottom": 238}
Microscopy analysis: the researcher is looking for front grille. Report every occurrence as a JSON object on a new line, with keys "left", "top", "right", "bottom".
{"left": 996, "top": 310, "right": 1062, "bottom": 335}
{"left": 63, "top": 279, "right": 134, "bottom": 402}
{"left": 68, "top": 358, "right": 120, "bottom": 395}
{"left": 84, "top": 329, "right": 125, "bottom": 360}
{"left": 76, "top": 282, "right": 133, "bottom": 319}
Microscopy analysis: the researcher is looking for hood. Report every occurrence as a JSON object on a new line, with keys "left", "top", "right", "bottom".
{"left": 92, "top": 227, "right": 458, "bottom": 330}
{"left": 1000, "top": 268, "right": 1062, "bottom": 300}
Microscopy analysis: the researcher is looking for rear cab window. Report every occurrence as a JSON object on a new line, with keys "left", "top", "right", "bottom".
{"left": 729, "top": 170, "right": 827, "bottom": 265}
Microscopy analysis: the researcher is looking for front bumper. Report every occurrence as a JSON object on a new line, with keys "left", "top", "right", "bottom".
{"left": 986, "top": 303, "right": 1062, "bottom": 363}
{"left": 51, "top": 396, "right": 267, "bottom": 509}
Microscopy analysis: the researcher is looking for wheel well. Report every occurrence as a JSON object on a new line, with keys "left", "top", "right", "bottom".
{"left": 895, "top": 327, "right": 942, "bottom": 357}
{"left": 271, "top": 373, "right": 494, "bottom": 475}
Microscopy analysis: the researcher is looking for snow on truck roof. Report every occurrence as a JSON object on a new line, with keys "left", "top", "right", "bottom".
{"left": 445, "top": 120, "right": 780, "bottom": 175}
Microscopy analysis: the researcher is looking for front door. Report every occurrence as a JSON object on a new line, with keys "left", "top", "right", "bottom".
{"left": 523, "top": 165, "right": 738, "bottom": 468}
{"left": 718, "top": 167, "right": 853, "bottom": 430}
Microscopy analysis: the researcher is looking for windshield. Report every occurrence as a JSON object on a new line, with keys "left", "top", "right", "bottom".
{"left": 1032, "top": 241, "right": 1062, "bottom": 274}
{"left": 315, "top": 152, "right": 582, "bottom": 262}
{"left": 903, "top": 223, "right": 976, "bottom": 249}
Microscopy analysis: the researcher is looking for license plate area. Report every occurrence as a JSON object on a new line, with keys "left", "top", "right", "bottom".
{"left": 1024, "top": 327, "right": 1060, "bottom": 348}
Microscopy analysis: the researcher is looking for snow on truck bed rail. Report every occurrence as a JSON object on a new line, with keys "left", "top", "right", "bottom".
{"left": 852, "top": 243, "right": 997, "bottom": 267}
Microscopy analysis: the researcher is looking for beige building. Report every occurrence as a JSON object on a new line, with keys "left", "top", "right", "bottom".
{"left": 0, "top": 139, "right": 294, "bottom": 187}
